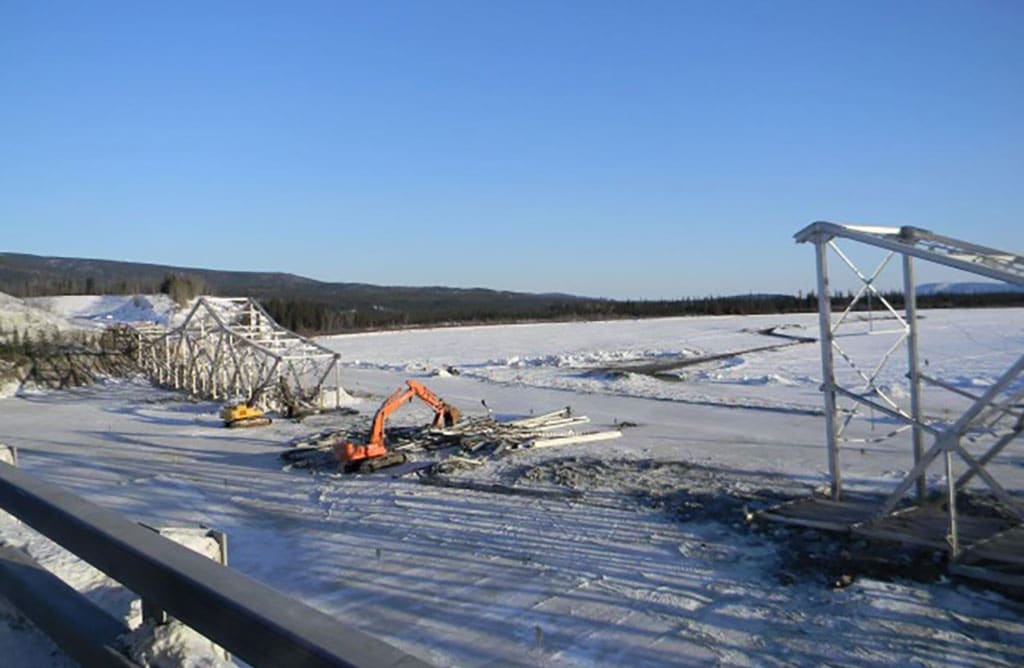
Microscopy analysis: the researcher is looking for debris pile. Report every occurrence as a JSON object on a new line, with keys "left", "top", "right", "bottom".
{"left": 280, "top": 407, "right": 622, "bottom": 473}
{"left": 1, "top": 327, "right": 140, "bottom": 394}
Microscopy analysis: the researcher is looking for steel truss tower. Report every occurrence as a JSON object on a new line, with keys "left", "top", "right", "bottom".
{"left": 795, "top": 222, "right": 1024, "bottom": 557}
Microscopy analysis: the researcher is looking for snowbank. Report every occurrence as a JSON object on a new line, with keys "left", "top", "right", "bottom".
{"left": 26, "top": 295, "right": 179, "bottom": 328}
{"left": 0, "top": 291, "right": 76, "bottom": 338}
{"left": 123, "top": 620, "right": 228, "bottom": 668}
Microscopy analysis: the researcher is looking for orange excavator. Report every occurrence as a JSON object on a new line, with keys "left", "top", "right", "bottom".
{"left": 334, "top": 379, "right": 460, "bottom": 473}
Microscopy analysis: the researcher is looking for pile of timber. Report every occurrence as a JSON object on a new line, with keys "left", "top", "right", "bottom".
{"left": 280, "top": 407, "right": 622, "bottom": 472}
{"left": 425, "top": 407, "right": 621, "bottom": 456}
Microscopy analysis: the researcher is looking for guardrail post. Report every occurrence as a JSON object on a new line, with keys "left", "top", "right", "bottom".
{"left": 138, "top": 525, "right": 230, "bottom": 661}
{"left": 0, "top": 445, "right": 16, "bottom": 525}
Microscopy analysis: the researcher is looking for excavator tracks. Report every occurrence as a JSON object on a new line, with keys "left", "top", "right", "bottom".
{"left": 226, "top": 416, "right": 273, "bottom": 429}
{"left": 349, "top": 451, "right": 408, "bottom": 474}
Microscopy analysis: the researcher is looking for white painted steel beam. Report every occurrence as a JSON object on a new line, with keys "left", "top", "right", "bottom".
{"left": 813, "top": 239, "right": 842, "bottom": 499}
{"left": 795, "top": 222, "right": 1024, "bottom": 285}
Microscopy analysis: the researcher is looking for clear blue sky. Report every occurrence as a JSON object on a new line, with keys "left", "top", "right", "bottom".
{"left": 2, "top": 1, "right": 1021, "bottom": 298}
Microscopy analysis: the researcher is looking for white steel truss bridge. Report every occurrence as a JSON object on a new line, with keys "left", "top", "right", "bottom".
{"left": 138, "top": 297, "right": 347, "bottom": 412}
{"left": 760, "top": 223, "right": 1024, "bottom": 585}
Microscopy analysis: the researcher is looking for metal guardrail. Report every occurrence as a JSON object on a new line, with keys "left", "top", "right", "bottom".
{"left": 0, "top": 461, "right": 431, "bottom": 668}
{"left": 0, "top": 544, "right": 139, "bottom": 667}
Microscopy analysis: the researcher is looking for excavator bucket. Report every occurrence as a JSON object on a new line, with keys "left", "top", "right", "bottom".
{"left": 431, "top": 405, "right": 460, "bottom": 429}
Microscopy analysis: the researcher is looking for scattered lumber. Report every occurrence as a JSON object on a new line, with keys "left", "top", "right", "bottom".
{"left": 279, "top": 406, "right": 622, "bottom": 473}
{"left": 423, "top": 407, "right": 621, "bottom": 458}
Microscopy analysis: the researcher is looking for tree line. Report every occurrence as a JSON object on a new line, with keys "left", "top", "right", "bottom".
{"left": 6, "top": 273, "right": 206, "bottom": 306}
{"left": 260, "top": 290, "right": 1024, "bottom": 336}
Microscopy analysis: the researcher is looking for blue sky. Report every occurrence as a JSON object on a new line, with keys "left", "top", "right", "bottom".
{"left": 2, "top": 1, "right": 1021, "bottom": 298}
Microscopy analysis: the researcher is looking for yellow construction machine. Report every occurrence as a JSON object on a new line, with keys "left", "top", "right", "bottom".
{"left": 221, "top": 403, "right": 272, "bottom": 428}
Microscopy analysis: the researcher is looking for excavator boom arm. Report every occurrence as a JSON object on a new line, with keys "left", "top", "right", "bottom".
{"left": 363, "top": 380, "right": 460, "bottom": 451}
{"left": 405, "top": 380, "right": 446, "bottom": 411}
{"left": 408, "top": 380, "right": 461, "bottom": 429}
{"left": 367, "top": 386, "right": 417, "bottom": 447}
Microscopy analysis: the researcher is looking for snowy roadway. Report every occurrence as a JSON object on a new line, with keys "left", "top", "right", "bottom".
{"left": 1, "top": 309, "right": 1023, "bottom": 666}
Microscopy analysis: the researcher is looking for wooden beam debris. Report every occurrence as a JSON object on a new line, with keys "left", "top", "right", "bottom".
{"left": 279, "top": 406, "right": 622, "bottom": 472}
{"left": 528, "top": 431, "right": 622, "bottom": 449}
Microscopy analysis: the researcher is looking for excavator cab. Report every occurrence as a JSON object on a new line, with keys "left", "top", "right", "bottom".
{"left": 335, "top": 380, "right": 459, "bottom": 472}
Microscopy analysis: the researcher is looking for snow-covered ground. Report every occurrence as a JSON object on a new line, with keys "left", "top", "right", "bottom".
{"left": 327, "top": 309, "right": 1023, "bottom": 424}
{"left": 0, "top": 308, "right": 1022, "bottom": 666}
{"left": 25, "top": 294, "right": 179, "bottom": 328}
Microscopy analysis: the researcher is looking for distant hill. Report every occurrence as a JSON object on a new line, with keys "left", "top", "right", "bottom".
{"left": 0, "top": 252, "right": 334, "bottom": 297}
{"left": 0, "top": 252, "right": 589, "bottom": 306}
{"left": 0, "top": 252, "right": 598, "bottom": 330}
{"left": 917, "top": 281, "right": 1024, "bottom": 296}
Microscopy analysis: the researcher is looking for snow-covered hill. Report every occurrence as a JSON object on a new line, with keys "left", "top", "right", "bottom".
{"left": 25, "top": 294, "right": 180, "bottom": 328}
{"left": 0, "top": 291, "right": 76, "bottom": 337}
{"left": 917, "top": 281, "right": 1024, "bottom": 296}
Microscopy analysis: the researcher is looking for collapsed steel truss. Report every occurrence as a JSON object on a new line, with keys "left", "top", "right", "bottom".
{"left": 138, "top": 297, "right": 346, "bottom": 412}
{"left": 795, "top": 222, "right": 1024, "bottom": 556}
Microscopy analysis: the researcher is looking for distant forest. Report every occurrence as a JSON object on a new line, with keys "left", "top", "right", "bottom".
{"left": 1, "top": 253, "right": 1022, "bottom": 336}
{"left": 257, "top": 291, "right": 1024, "bottom": 335}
